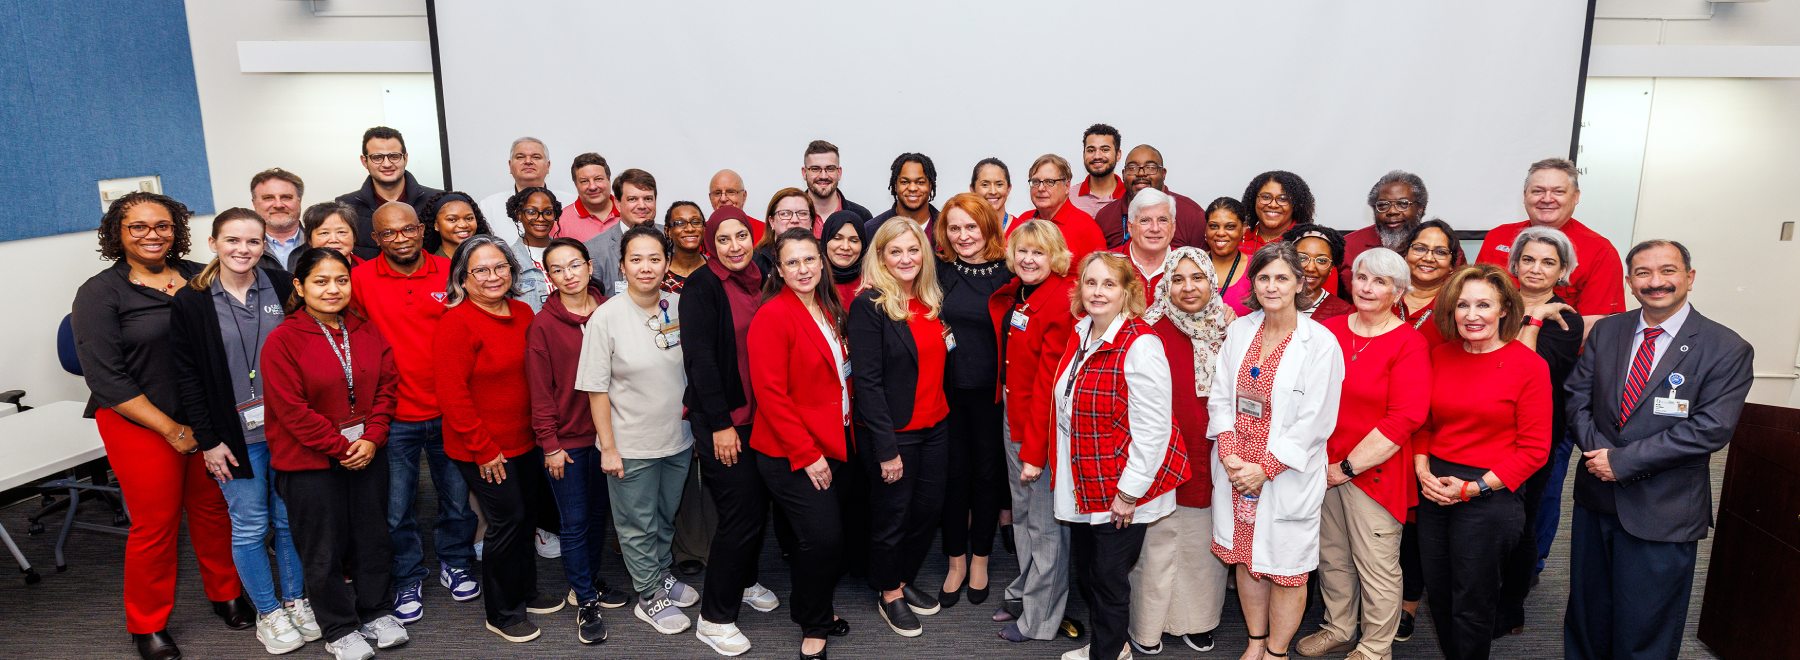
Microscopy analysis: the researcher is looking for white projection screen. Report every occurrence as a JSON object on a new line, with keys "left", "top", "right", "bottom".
{"left": 431, "top": 1, "right": 1592, "bottom": 233}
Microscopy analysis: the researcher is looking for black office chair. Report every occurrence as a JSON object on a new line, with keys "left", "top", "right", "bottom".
{"left": 22, "top": 315, "right": 127, "bottom": 539}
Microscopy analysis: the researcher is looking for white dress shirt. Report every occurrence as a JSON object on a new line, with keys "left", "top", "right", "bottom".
{"left": 1051, "top": 314, "right": 1178, "bottom": 526}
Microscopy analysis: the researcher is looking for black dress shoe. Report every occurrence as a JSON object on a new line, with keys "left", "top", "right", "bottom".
{"left": 676, "top": 559, "right": 706, "bottom": 577}
{"left": 899, "top": 584, "right": 940, "bottom": 615}
{"left": 967, "top": 583, "right": 990, "bottom": 605}
{"left": 212, "top": 593, "right": 255, "bottom": 630}
{"left": 937, "top": 587, "right": 960, "bottom": 608}
{"left": 1396, "top": 610, "right": 1415, "bottom": 641}
{"left": 878, "top": 597, "right": 922, "bottom": 637}
{"left": 133, "top": 630, "right": 182, "bottom": 660}
{"left": 827, "top": 617, "right": 850, "bottom": 637}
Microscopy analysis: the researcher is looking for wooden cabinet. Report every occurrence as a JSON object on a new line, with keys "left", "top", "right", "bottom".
{"left": 1697, "top": 404, "right": 1800, "bottom": 659}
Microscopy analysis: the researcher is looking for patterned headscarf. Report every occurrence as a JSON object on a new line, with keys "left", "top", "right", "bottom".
{"left": 1145, "top": 246, "right": 1235, "bottom": 396}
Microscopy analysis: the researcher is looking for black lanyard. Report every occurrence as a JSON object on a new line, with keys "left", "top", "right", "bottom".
{"left": 228, "top": 287, "right": 268, "bottom": 399}
{"left": 311, "top": 314, "right": 356, "bottom": 411}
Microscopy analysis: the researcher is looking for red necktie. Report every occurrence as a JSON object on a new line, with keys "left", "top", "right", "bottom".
{"left": 1618, "top": 327, "right": 1665, "bottom": 426}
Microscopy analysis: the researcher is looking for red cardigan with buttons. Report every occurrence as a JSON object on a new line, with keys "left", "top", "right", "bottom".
{"left": 749, "top": 287, "right": 851, "bottom": 471}
{"left": 988, "top": 273, "right": 1078, "bottom": 467}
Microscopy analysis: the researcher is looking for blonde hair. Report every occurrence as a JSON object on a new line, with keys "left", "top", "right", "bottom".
{"left": 1004, "top": 219, "right": 1072, "bottom": 276}
{"left": 1030, "top": 153, "right": 1073, "bottom": 181}
{"left": 1069, "top": 251, "right": 1148, "bottom": 319}
{"left": 860, "top": 217, "right": 943, "bottom": 321}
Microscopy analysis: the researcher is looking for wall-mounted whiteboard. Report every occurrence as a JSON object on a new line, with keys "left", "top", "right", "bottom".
{"left": 432, "top": 1, "right": 1590, "bottom": 232}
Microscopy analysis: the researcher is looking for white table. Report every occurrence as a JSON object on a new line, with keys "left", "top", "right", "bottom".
{"left": 0, "top": 400, "right": 121, "bottom": 583}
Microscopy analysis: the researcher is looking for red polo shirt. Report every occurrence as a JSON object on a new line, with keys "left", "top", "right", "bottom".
{"left": 553, "top": 198, "right": 621, "bottom": 242}
{"left": 1009, "top": 201, "right": 1106, "bottom": 264}
{"left": 351, "top": 254, "right": 451, "bottom": 422}
{"left": 1476, "top": 218, "right": 1624, "bottom": 316}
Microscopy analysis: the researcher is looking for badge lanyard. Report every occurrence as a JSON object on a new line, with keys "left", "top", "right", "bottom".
{"left": 231, "top": 289, "right": 269, "bottom": 399}
{"left": 312, "top": 315, "right": 356, "bottom": 412}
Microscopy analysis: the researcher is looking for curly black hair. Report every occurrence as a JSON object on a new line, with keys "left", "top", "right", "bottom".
{"left": 1241, "top": 170, "right": 1316, "bottom": 226}
{"left": 1283, "top": 223, "right": 1346, "bottom": 267}
{"left": 505, "top": 186, "right": 564, "bottom": 223}
{"left": 420, "top": 191, "right": 491, "bottom": 254}
{"left": 887, "top": 152, "right": 937, "bottom": 203}
{"left": 97, "top": 192, "right": 192, "bottom": 262}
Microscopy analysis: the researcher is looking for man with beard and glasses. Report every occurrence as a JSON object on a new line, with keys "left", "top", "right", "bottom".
{"left": 1340, "top": 171, "right": 1429, "bottom": 294}
{"left": 1070, "top": 123, "right": 1124, "bottom": 218}
{"left": 251, "top": 168, "right": 306, "bottom": 271}
{"left": 1090, "top": 145, "right": 1208, "bottom": 249}
{"left": 336, "top": 126, "right": 443, "bottom": 260}
{"left": 802, "top": 140, "right": 873, "bottom": 228}
{"left": 480, "top": 137, "right": 577, "bottom": 246}
{"left": 865, "top": 152, "right": 940, "bottom": 237}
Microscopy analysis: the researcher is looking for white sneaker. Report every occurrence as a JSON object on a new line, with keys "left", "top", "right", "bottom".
{"left": 634, "top": 591, "right": 692, "bottom": 634}
{"left": 254, "top": 609, "right": 305, "bottom": 655}
{"left": 695, "top": 617, "right": 753, "bottom": 656}
{"left": 284, "top": 599, "right": 321, "bottom": 642}
{"left": 1060, "top": 644, "right": 1133, "bottom": 660}
{"left": 358, "top": 614, "right": 410, "bottom": 649}
{"left": 535, "top": 529, "right": 562, "bottom": 558}
{"left": 324, "top": 633, "right": 375, "bottom": 660}
{"left": 740, "top": 583, "right": 779, "bottom": 612}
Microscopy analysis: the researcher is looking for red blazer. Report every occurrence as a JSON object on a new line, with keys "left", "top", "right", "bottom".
{"left": 987, "top": 273, "right": 1078, "bottom": 467}
{"left": 749, "top": 287, "right": 851, "bottom": 471}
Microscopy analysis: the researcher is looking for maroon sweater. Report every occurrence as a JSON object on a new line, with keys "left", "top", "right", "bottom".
{"left": 526, "top": 286, "right": 605, "bottom": 452}
{"left": 435, "top": 299, "right": 535, "bottom": 463}
{"left": 1152, "top": 317, "right": 1214, "bottom": 508}
{"left": 262, "top": 313, "right": 398, "bottom": 472}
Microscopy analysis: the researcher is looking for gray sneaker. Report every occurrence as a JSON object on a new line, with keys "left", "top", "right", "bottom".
{"left": 359, "top": 614, "right": 410, "bottom": 649}
{"left": 661, "top": 574, "right": 700, "bottom": 608}
{"left": 324, "top": 633, "right": 375, "bottom": 660}
{"left": 634, "top": 590, "right": 692, "bottom": 634}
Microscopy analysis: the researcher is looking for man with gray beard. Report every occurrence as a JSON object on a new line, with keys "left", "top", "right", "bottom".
{"left": 1340, "top": 170, "right": 1428, "bottom": 293}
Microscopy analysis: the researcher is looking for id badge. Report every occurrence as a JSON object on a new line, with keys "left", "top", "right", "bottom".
{"left": 1652, "top": 397, "right": 1690, "bottom": 418}
{"left": 944, "top": 329, "right": 958, "bottom": 352}
{"left": 1010, "top": 310, "right": 1030, "bottom": 332}
{"left": 339, "top": 418, "right": 367, "bottom": 442}
{"left": 655, "top": 328, "right": 682, "bottom": 350}
{"left": 1236, "top": 392, "right": 1267, "bottom": 419}
{"left": 237, "top": 398, "right": 265, "bottom": 431}
{"left": 839, "top": 357, "right": 853, "bottom": 380}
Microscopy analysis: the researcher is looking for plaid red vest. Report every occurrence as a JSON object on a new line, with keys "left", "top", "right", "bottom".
{"left": 1067, "top": 318, "right": 1192, "bottom": 513}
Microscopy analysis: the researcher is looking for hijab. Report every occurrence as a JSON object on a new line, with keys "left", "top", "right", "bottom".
{"left": 704, "top": 206, "right": 765, "bottom": 318}
{"left": 1144, "top": 246, "right": 1235, "bottom": 396}
{"left": 819, "top": 210, "right": 870, "bottom": 285}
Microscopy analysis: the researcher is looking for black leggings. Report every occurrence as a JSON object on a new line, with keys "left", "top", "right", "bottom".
{"left": 940, "top": 389, "right": 1005, "bottom": 558}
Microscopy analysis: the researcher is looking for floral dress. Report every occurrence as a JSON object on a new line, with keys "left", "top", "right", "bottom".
{"left": 1210, "top": 324, "right": 1306, "bottom": 586}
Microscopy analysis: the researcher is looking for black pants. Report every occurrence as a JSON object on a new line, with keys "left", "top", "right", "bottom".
{"left": 1498, "top": 462, "right": 1552, "bottom": 634}
{"left": 277, "top": 453, "right": 393, "bottom": 644}
{"left": 1564, "top": 505, "right": 1697, "bottom": 660}
{"left": 940, "top": 389, "right": 1005, "bottom": 558}
{"left": 456, "top": 447, "right": 547, "bottom": 627}
{"left": 861, "top": 422, "right": 948, "bottom": 592}
{"left": 1417, "top": 457, "right": 1523, "bottom": 660}
{"left": 1401, "top": 519, "right": 1424, "bottom": 602}
{"left": 756, "top": 446, "right": 845, "bottom": 640}
{"left": 1072, "top": 520, "right": 1148, "bottom": 660}
{"left": 698, "top": 424, "right": 768, "bottom": 624}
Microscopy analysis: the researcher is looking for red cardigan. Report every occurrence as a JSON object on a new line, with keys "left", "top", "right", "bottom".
{"left": 748, "top": 287, "right": 850, "bottom": 471}
{"left": 1151, "top": 317, "right": 1214, "bottom": 508}
{"left": 1416, "top": 340, "right": 1551, "bottom": 490}
{"left": 1322, "top": 316, "right": 1431, "bottom": 521}
{"left": 262, "top": 313, "right": 398, "bottom": 472}
{"left": 434, "top": 299, "right": 536, "bottom": 464}
{"left": 987, "top": 273, "right": 1078, "bottom": 467}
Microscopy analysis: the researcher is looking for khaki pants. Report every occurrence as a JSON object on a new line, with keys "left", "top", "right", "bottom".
{"left": 1128, "top": 505, "right": 1229, "bottom": 644}
{"left": 1317, "top": 483, "right": 1404, "bottom": 660}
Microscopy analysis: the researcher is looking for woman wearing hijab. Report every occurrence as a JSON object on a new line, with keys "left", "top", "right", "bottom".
{"left": 1127, "top": 247, "right": 1235, "bottom": 656}
{"left": 821, "top": 210, "right": 870, "bottom": 303}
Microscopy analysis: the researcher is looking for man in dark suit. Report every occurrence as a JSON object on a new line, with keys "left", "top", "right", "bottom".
{"left": 1564, "top": 239, "right": 1755, "bottom": 659}
{"left": 336, "top": 126, "right": 441, "bottom": 261}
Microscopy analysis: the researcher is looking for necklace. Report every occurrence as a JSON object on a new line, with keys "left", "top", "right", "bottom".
{"left": 1347, "top": 316, "right": 1394, "bottom": 361}
{"left": 131, "top": 272, "right": 179, "bottom": 294}
{"left": 954, "top": 259, "right": 1002, "bottom": 277}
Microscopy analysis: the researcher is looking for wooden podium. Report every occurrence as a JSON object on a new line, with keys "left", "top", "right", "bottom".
{"left": 1697, "top": 403, "right": 1800, "bottom": 659}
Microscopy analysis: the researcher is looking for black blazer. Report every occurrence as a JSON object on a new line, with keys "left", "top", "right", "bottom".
{"left": 1566, "top": 306, "right": 1755, "bottom": 543}
{"left": 680, "top": 266, "right": 750, "bottom": 434}
{"left": 169, "top": 273, "right": 295, "bottom": 479}
{"left": 848, "top": 289, "right": 936, "bottom": 462}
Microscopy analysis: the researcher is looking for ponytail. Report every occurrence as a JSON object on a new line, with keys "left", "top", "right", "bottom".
{"left": 189, "top": 208, "right": 267, "bottom": 291}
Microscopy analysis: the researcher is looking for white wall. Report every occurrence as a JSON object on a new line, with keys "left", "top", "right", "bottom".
{"left": 0, "top": 1, "right": 437, "bottom": 408}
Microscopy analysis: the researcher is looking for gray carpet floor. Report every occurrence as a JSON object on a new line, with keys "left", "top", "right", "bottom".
{"left": 0, "top": 450, "right": 1725, "bottom": 659}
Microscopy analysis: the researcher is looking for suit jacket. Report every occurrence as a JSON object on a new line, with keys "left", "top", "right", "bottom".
{"left": 748, "top": 288, "right": 850, "bottom": 470}
{"left": 1566, "top": 306, "right": 1755, "bottom": 543}
{"left": 335, "top": 171, "right": 442, "bottom": 260}
{"left": 168, "top": 274, "right": 296, "bottom": 479}
{"left": 848, "top": 289, "right": 938, "bottom": 462}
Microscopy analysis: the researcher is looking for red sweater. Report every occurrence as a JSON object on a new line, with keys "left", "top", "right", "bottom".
{"left": 526, "top": 286, "right": 605, "bottom": 453}
{"left": 1415, "top": 340, "right": 1551, "bottom": 490}
{"left": 262, "top": 313, "right": 398, "bottom": 472}
{"left": 350, "top": 254, "right": 450, "bottom": 421}
{"left": 1009, "top": 201, "right": 1105, "bottom": 264}
{"left": 987, "top": 273, "right": 1078, "bottom": 466}
{"left": 434, "top": 299, "right": 536, "bottom": 463}
{"left": 1152, "top": 317, "right": 1214, "bottom": 508}
{"left": 900, "top": 299, "right": 950, "bottom": 431}
{"left": 1476, "top": 218, "right": 1625, "bottom": 316}
{"left": 1323, "top": 317, "right": 1431, "bottom": 521}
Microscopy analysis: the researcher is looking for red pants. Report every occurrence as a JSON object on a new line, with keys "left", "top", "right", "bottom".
{"left": 97, "top": 408, "right": 241, "bottom": 633}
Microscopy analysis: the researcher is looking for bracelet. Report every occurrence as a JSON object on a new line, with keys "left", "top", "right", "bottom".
{"left": 1460, "top": 482, "right": 1473, "bottom": 501}
{"left": 1117, "top": 492, "right": 1140, "bottom": 505}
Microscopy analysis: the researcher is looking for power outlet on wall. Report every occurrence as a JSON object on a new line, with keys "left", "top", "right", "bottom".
{"left": 98, "top": 175, "right": 162, "bottom": 213}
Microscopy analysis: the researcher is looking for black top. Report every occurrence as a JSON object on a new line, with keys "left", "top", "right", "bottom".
{"left": 935, "top": 258, "right": 1013, "bottom": 390}
{"left": 836, "top": 194, "right": 875, "bottom": 225}
{"left": 72, "top": 260, "right": 206, "bottom": 421}
{"left": 335, "top": 170, "right": 443, "bottom": 261}
{"left": 679, "top": 266, "right": 749, "bottom": 434}
{"left": 1534, "top": 294, "right": 1585, "bottom": 455}
{"left": 169, "top": 273, "right": 296, "bottom": 479}
{"left": 864, "top": 205, "right": 940, "bottom": 238}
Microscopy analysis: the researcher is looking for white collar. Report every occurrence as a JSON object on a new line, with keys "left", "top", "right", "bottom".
{"left": 1633, "top": 302, "right": 1692, "bottom": 339}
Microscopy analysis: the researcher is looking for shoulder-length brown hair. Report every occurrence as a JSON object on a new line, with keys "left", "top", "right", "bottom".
{"left": 1434, "top": 263, "right": 1525, "bottom": 343}
{"left": 1069, "top": 251, "right": 1147, "bottom": 319}
{"left": 933, "top": 192, "right": 1006, "bottom": 263}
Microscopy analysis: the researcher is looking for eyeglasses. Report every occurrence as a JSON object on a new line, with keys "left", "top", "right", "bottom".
{"left": 1374, "top": 199, "right": 1416, "bottom": 212}
{"left": 1408, "top": 244, "right": 1454, "bottom": 260}
{"left": 804, "top": 166, "right": 841, "bottom": 176}
{"left": 468, "top": 263, "right": 514, "bottom": 280}
{"left": 1121, "top": 164, "right": 1164, "bottom": 176}
{"left": 781, "top": 255, "right": 821, "bottom": 270}
{"left": 377, "top": 224, "right": 423, "bottom": 242}
{"left": 518, "top": 208, "right": 556, "bottom": 219}
{"left": 708, "top": 189, "right": 744, "bottom": 199}
{"left": 667, "top": 218, "right": 705, "bottom": 229}
{"left": 1027, "top": 178, "right": 1068, "bottom": 189}
{"left": 547, "top": 259, "right": 589, "bottom": 278}
{"left": 773, "top": 210, "right": 811, "bottom": 221}
{"left": 1297, "top": 254, "right": 1333, "bottom": 268}
{"left": 1256, "top": 192, "right": 1293, "bottom": 206}
{"left": 124, "top": 222, "right": 176, "bottom": 238}
{"left": 365, "top": 152, "right": 405, "bottom": 164}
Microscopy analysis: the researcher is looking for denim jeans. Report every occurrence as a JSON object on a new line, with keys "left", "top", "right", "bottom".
{"left": 218, "top": 442, "right": 306, "bottom": 614}
{"left": 1534, "top": 431, "right": 1575, "bottom": 572}
{"left": 386, "top": 418, "right": 477, "bottom": 588}
{"left": 545, "top": 446, "right": 614, "bottom": 603}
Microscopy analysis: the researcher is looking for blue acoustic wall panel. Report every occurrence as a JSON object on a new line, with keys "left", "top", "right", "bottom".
{"left": 0, "top": 1, "right": 213, "bottom": 242}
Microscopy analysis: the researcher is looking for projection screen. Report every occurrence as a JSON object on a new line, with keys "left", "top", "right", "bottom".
{"left": 431, "top": 1, "right": 1592, "bottom": 233}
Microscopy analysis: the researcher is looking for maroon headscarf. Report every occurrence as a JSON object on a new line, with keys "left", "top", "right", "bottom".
{"left": 704, "top": 205, "right": 765, "bottom": 314}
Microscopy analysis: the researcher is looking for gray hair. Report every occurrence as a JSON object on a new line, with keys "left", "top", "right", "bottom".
{"left": 1525, "top": 157, "right": 1579, "bottom": 191}
{"left": 1366, "top": 170, "right": 1428, "bottom": 211}
{"left": 509, "top": 136, "right": 547, "bottom": 158}
{"left": 1351, "top": 247, "right": 1411, "bottom": 301}
{"left": 445, "top": 234, "right": 523, "bottom": 306}
{"left": 1127, "top": 187, "right": 1175, "bottom": 226}
{"left": 1509, "top": 225, "right": 1578, "bottom": 287}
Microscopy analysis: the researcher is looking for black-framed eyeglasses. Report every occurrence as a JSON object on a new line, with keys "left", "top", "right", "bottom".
{"left": 1121, "top": 164, "right": 1164, "bottom": 176}
{"left": 518, "top": 208, "right": 556, "bottom": 219}
{"left": 365, "top": 152, "right": 405, "bottom": 164}
{"left": 124, "top": 222, "right": 176, "bottom": 238}
{"left": 667, "top": 218, "right": 705, "bottom": 229}
{"left": 1256, "top": 192, "right": 1293, "bottom": 206}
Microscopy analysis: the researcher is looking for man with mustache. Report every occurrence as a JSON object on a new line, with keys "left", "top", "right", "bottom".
{"left": 335, "top": 126, "right": 443, "bottom": 260}
{"left": 479, "top": 137, "right": 577, "bottom": 245}
{"left": 1477, "top": 158, "right": 1624, "bottom": 326}
{"left": 1340, "top": 171, "right": 1429, "bottom": 293}
{"left": 801, "top": 140, "right": 873, "bottom": 230}
{"left": 1069, "top": 123, "right": 1124, "bottom": 218}
{"left": 1090, "top": 144, "right": 1208, "bottom": 249}
{"left": 250, "top": 167, "right": 306, "bottom": 271}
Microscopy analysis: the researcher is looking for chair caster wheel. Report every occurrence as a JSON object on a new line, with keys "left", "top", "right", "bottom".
{"left": 24, "top": 569, "right": 41, "bottom": 585}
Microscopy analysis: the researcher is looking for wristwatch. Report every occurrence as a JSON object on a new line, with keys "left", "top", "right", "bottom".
{"left": 1476, "top": 479, "right": 1494, "bottom": 497}
{"left": 1339, "top": 459, "right": 1357, "bottom": 479}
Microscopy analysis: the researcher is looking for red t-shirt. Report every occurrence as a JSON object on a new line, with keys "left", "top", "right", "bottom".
{"left": 1415, "top": 340, "right": 1551, "bottom": 490}
{"left": 1323, "top": 317, "right": 1431, "bottom": 522}
{"left": 900, "top": 299, "right": 950, "bottom": 431}
{"left": 1476, "top": 218, "right": 1625, "bottom": 316}
{"left": 350, "top": 254, "right": 450, "bottom": 422}
{"left": 433, "top": 299, "right": 536, "bottom": 463}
